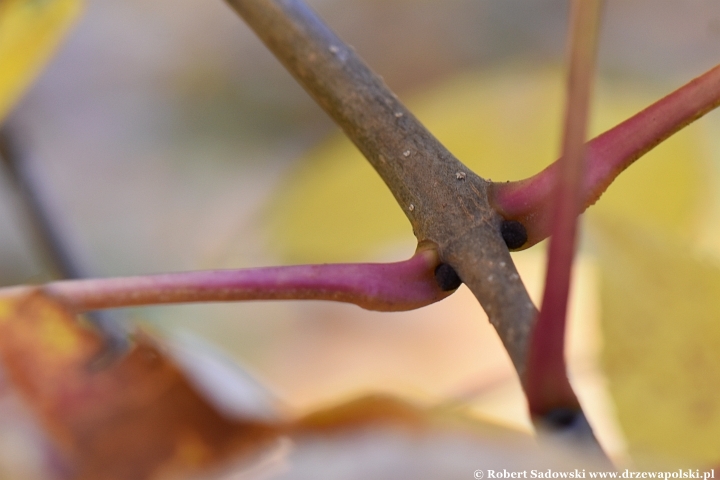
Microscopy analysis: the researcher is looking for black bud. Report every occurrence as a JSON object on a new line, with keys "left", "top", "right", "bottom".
{"left": 501, "top": 220, "right": 527, "bottom": 249}
{"left": 543, "top": 408, "right": 579, "bottom": 430}
{"left": 434, "top": 263, "right": 462, "bottom": 291}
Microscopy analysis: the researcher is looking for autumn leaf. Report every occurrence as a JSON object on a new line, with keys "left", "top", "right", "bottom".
{"left": 278, "top": 394, "right": 613, "bottom": 480}
{"left": 0, "top": 290, "right": 280, "bottom": 479}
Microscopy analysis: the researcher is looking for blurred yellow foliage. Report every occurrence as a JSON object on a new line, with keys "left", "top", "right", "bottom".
{"left": 594, "top": 217, "right": 720, "bottom": 467}
{"left": 0, "top": 0, "right": 81, "bottom": 121}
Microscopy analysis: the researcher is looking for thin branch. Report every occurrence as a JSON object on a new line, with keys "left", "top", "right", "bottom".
{"left": 489, "top": 63, "right": 720, "bottom": 249}
{"left": 0, "top": 248, "right": 453, "bottom": 312}
{"left": 524, "top": 0, "right": 601, "bottom": 419}
{"left": 224, "top": 0, "right": 537, "bottom": 374}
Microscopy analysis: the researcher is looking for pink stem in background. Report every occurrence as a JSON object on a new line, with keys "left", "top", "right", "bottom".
{"left": 4, "top": 248, "right": 452, "bottom": 313}
{"left": 490, "top": 63, "right": 720, "bottom": 249}
{"left": 524, "top": 0, "right": 602, "bottom": 417}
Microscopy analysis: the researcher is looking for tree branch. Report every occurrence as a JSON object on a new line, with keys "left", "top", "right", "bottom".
{"left": 0, "top": 248, "right": 454, "bottom": 313}
{"left": 489, "top": 63, "right": 720, "bottom": 249}
{"left": 224, "top": 0, "right": 537, "bottom": 373}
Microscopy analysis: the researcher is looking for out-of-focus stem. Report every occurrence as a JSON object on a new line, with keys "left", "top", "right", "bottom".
{"left": 489, "top": 63, "right": 720, "bottom": 249}
{"left": 523, "top": 0, "right": 602, "bottom": 418}
{"left": 0, "top": 128, "right": 82, "bottom": 279}
{"left": 0, "top": 127, "right": 128, "bottom": 350}
{"left": 6, "top": 248, "right": 453, "bottom": 312}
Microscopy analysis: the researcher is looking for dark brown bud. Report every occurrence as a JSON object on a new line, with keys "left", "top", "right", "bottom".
{"left": 501, "top": 220, "right": 527, "bottom": 249}
{"left": 434, "top": 264, "right": 462, "bottom": 291}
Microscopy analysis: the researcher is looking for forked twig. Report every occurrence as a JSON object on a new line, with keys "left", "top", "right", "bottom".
{"left": 225, "top": 0, "right": 538, "bottom": 375}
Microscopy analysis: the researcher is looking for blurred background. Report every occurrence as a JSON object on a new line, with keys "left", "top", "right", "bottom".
{"left": 1, "top": 0, "right": 720, "bottom": 473}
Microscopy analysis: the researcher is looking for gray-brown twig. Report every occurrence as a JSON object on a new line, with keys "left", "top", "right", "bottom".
{"left": 224, "top": 0, "right": 537, "bottom": 374}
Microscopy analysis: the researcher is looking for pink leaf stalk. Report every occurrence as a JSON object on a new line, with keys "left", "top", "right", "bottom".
{"left": 524, "top": 0, "right": 602, "bottom": 418}
{"left": 0, "top": 247, "right": 453, "bottom": 313}
{"left": 490, "top": 63, "right": 720, "bottom": 249}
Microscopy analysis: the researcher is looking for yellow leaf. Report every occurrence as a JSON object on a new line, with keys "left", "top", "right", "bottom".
{"left": 0, "top": 0, "right": 82, "bottom": 121}
{"left": 264, "top": 64, "right": 707, "bottom": 262}
{"left": 592, "top": 216, "right": 720, "bottom": 467}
